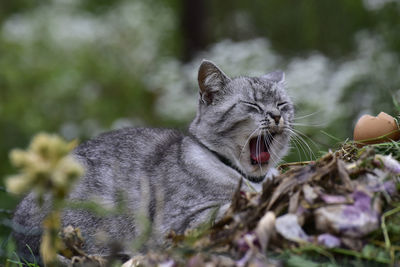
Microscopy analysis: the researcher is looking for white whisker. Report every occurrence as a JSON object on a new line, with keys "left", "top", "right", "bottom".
{"left": 256, "top": 130, "right": 264, "bottom": 176}
{"left": 266, "top": 140, "right": 279, "bottom": 167}
{"left": 283, "top": 127, "right": 307, "bottom": 161}
{"left": 239, "top": 127, "right": 260, "bottom": 162}
{"left": 284, "top": 127, "right": 316, "bottom": 160}
{"left": 293, "top": 110, "right": 322, "bottom": 121}
{"left": 290, "top": 136, "right": 305, "bottom": 161}
{"left": 291, "top": 127, "right": 320, "bottom": 151}
{"left": 265, "top": 130, "right": 284, "bottom": 167}
{"left": 263, "top": 129, "right": 281, "bottom": 165}
{"left": 290, "top": 132, "right": 308, "bottom": 160}
{"left": 291, "top": 122, "right": 326, "bottom": 127}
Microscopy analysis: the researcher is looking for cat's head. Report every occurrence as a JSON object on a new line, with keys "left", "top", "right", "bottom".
{"left": 189, "top": 60, "right": 294, "bottom": 181}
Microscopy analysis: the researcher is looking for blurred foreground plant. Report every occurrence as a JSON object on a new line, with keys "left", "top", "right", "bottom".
{"left": 6, "top": 133, "right": 83, "bottom": 265}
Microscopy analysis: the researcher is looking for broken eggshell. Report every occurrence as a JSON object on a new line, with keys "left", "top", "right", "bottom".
{"left": 354, "top": 112, "right": 400, "bottom": 145}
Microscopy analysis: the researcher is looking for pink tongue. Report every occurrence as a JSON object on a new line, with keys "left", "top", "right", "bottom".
{"left": 254, "top": 152, "right": 270, "bottom": 163}
{"left": 250, "top": 137, "right": 270, "bottom": 164}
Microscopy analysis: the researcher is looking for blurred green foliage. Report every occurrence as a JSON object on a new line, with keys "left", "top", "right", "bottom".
{"left": 1, "top": 0, "right": 400, "bottom": 262}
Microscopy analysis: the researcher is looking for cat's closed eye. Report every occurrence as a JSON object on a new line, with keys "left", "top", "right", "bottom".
{"left": 241, "top": 101, "right": 263, "bottom": 113}
{"left": 277, "top": 101, "right": 289, "bottom": 109}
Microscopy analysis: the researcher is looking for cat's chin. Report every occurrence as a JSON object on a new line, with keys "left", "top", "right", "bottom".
{"left": 239, "top": 158, "right": 272, "bottom": 180}
{"left": 248, "top": 164, "right": 271, "bottom": 175}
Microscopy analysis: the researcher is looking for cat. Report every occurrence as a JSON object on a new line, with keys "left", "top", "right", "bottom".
{"left": 12, "top": 60, "right": 294, "bottom": 264}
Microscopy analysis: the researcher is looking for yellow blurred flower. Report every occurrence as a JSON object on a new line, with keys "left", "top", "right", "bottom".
{"left": 5, "top": 174, "right": 31, "bottom": 195}
{"left": 7, "top": 133, "right": 85, "bottom": 265}
{"left": 6, "top": 133, "right": 83, "bottom": 197}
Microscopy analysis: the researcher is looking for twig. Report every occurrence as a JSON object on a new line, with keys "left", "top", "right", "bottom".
{"left": 291, "top": 244, "right": 337, "bottom": 264}
{"left": 330, "top": 247, "right": 391, "bottom": 264}
{"left": 371, "top": 240, "right": 400, "bottom": 251}
{"left": 278, "top": 161, "right": 313, "bottom": 170}
{"left": 381, "top": 205, "right": 400, "bottom": 265}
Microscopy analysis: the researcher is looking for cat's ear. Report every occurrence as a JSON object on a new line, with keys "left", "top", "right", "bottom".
{"left": 198, "top": 60, "right": 231, "bottom": 104}
{"left": 262, "top": 71, "right": 285, "bottom": 84}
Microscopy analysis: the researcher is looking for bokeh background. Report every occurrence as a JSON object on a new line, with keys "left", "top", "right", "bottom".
{"left": 1, "top": 0, "right": 400, "bottom": 260}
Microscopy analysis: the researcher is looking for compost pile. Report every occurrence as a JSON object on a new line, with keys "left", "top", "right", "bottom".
{"left": 64, "top": 143, "right": 400, "bottom": 266}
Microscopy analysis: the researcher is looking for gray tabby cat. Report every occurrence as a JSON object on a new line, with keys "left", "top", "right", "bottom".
{"left": 12, "top": 60, "right": 294, "bottom": 264}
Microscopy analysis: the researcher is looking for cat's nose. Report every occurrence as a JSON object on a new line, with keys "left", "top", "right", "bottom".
{"left": 272, "top": 115, "right": 281, "bottom": 124}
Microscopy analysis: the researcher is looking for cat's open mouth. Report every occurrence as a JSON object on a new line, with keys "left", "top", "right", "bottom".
{"left": 249, "top": 134, "right": 274, "bottom": 165}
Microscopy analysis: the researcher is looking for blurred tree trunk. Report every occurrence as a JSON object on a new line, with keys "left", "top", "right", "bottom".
{"left": 181, "top": 0, "right": 207, "bottom": 61}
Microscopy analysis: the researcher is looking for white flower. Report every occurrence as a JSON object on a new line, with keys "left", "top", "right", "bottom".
{"left": 375, "top": 154, "right": 400, "bottom": 175}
